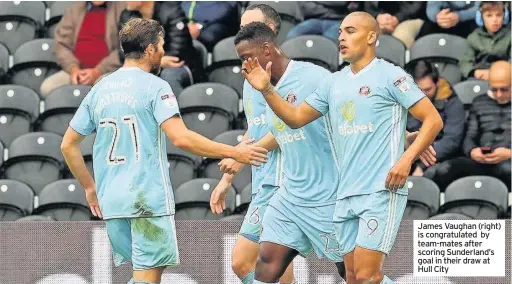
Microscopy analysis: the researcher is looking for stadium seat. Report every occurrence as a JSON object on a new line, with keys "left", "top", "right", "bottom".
{"left": 208, "top": 36, "right": 244, "bottom": 96}
{"left": 35, "top": 84, "right": 90, "bottom": 135}
{"left": 235, "top": 183, "right": 252, "bottom": 215}
{"left": 175, "top": 178, "right": 236, "bottom": 220}
{"left": 16, "top": 215, "right": 56, "bottom": 221}
{"left": 403, "top": 177, "right": 440, "bottom": 220}
{"left": 0, "top": 132, "right": 63, "bottom": 195}
{"left": 33, "top": 179, "right": 92, "bottom": 221}
{"left": 0, "top": 179, "right": 34, "bottom": 221}
{"left": 178, "top": 83, "right": 239, "bottom": 140}
{"left": 44, "top": 1, "right": 74, "bottom": 38}
{"left": 0, "top": 85, "right": 40, "bottom": 146}
{"left": 9, "top": 39, "right": 60, "bottom": 95}
{"left": 247, "top": 1, "right": 303, "bottom": 44}
{"left": 439, "top": 176, "right": 508, "bottom": 219}
{"left": 193, "top": 39, "right": 208, "bottom": 70}
{"left": 408, "top": 34, "right": 468, "bottom": 85}
{"left": 376, "top": 34, "right": 406, "bottom": 67}
{"left": 281, "top": 35, "right": 339, "bottom": 72}
{"left": 428, "top": 212, "right": 473, "bottom": 220}
{"left": 165, "top": 138, "right": 201, "bottom": 189}
{"left": 453, "top": 79, "right": 489, "bottom": 106}
{"left": 221, "top": 214, "right": 245, "bottom": 221}
{"left": 0, "top": 1, "right": 45, "bottom": 54}
{"left": 200, "top": 130, "right": 252, "bottom": 193}
{"left": 0, "top": 141, "right": 3, "bottom": 167}
{"left": 0, "top": 42, "right": 8, "bottom": 80}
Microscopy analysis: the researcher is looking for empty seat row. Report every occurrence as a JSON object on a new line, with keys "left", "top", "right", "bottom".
{"left": 404, "top": 176, "right": 508, "bottom": 220}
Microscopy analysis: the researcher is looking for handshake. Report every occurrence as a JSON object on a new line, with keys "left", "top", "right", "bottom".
{"left": 227, "top": 138, "right": 267, "bottom": 174}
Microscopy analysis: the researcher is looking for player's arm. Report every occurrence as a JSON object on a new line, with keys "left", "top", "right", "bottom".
{"left": 242, "top": 57, "right": 323, "bottom": 129}
{"left": 162, "top": 116, "right": 267, "bottom": 166}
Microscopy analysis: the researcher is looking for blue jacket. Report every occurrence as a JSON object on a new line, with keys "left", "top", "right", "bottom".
{"left": 427, "top": 1, "right": 480, "bottom": 23}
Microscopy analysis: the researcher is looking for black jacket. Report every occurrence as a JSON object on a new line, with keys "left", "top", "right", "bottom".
{"left": 365, "top": 1, "right": 426, "bottom": 22}
{"left": 407, "top": 78, "right": 465, "bottom": 162}
{"left": 119, "top": 2, "right": 201, "bottom": 77}
{"left": 463, "top": 95, "right": 512, "bottom": 156}
{"left": 299, "top": 2, "right": 363, "bottom": 20}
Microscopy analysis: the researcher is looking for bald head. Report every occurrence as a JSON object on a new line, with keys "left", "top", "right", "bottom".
{"left": 489, "top": 61, "right": 511, "bottom": 104}
{"left": 345, "top": 12, "right": 380, "bottom": 38}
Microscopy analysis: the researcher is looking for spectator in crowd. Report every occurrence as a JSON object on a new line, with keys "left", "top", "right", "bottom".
{"left": 119, "top": 1, "right": 201, "bottom": 95}
{"left": 424, "top": 61, "right": 511, "bottom": 190}
{"left": 406, "top": 60, "right": 465, "bottom": 177}
{"left": 40, "top": 1, "right": 125, "bottom": 97}
{"left": 417, "top": 1, "right": 479, "bottom": 39}
{"left": 286, "top": 2, "right": 362, "bottom": 42}
{"left": 460, "top": 1, "right": 511, "bottom": 80}
{"left": 365, "top": 1, "right": 427, "bottom": 48}
{"left": 181, "top": 1, "right": 238, "bottom": 51}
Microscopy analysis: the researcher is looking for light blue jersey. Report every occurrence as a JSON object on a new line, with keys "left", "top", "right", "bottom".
{"left": 70, "top": 67, "right": 179, "bottom": 219}
{"left": 267, "top": 60, "right": 339, "bottom": 206}
{"left": 243, "top": 80, "right": 280, "bottom": 192}
{"left": 305, "top": 58, "right": 425, "bottom": 199}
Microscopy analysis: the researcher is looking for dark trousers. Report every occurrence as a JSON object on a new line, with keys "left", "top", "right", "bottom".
{"left": 424, "top": 157, "right": 511, "bottom": 190}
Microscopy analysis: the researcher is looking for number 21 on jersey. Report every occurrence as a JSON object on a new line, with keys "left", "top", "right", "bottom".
{"left": 99, "top": 115, "right": 140, "bottom": 165}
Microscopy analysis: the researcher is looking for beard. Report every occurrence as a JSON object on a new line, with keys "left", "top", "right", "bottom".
{"left": 150, "top": 65, "right": 161, "bottom": 76}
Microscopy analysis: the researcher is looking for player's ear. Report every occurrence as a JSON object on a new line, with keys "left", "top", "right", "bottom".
{"left": 262, "top": 42, "right": 271, "bottom": 57}
{"left": 368, "top": 31, "right": 378, "bottom": 45}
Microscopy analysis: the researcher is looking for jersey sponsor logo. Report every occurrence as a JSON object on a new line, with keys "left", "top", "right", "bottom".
{"left": 272, "top": 115, "right": 286, "bottom": 132}
{"left": 359, "top": 86, "right": 371, "bottom": 97}
{"left": 161, "top": 93, "right": 177, "bottom": 108}
{"left": 245, "top": 96, "right": 253, "bottom": 116}
{"left": 394, "top": 76, "right": 410, "bottom": 93}
{"left": 275, "top": 129, "right": 307, "bottom": 145}
{"left": 247, "top": 113, "right": 266, "bottom": 127}
{"left": 339, "top": 101, "right": 375, "bottom": 136}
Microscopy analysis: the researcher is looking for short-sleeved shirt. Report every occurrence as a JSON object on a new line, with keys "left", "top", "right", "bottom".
{"left": 267, "top": 60, "right": 340, "bottom": 206}
{"left": 305, "top": 58, "right": 425, "bottom": 199}
{"left": 70, "top": 67, "right": 179, "bottom": 219}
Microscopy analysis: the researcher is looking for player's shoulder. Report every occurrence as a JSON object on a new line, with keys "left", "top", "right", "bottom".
{"left": 376, "top": 58, "right": 406, "bottom": 74}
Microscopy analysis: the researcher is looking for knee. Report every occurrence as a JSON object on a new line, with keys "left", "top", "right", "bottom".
{"left": 231, "top": 255, "right": 254, "bottom": 278}
{"left": 355, "top": 270, "right": 383, "bottom": 284}
{"left": 255, "top": 254, "right": 280, "bottom": 279}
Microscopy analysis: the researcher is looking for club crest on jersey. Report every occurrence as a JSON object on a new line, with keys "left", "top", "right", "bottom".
{"left": 359, "top": 86, "right": 371, "bottom": 97}
{"left": 394, "top": 76, "right": 410, "bottom": 93}
{"left": 286, "top": 91, "right": 297, "bottom": 104}
{"left": 161, "top": 93, "right": 177, "bottom": 108}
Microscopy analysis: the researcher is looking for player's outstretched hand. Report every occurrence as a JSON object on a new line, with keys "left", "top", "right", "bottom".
{"left": 210, "top": 178, "right": 231, "bottom": 214}
{"left": 233, "top": 138, "right": 268, "bottom": 166}
{"left": 405, "top": 131, "right": 437, "bottom": 167}
{"left": 219, "top": 158, "right": 245, "bottom": 175}
{"left": 242, "top": 57, "right": 272, "bottom": 93}
{"left": 385, "top": 158, "right": 412, "bottom": 192}
{"left": 85, "top": 187, "right": 103, "bottom": 219}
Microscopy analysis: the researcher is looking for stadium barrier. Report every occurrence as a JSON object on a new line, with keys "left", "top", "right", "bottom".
{"left": 0, "top": 220, "right": 509, "bottom": 284}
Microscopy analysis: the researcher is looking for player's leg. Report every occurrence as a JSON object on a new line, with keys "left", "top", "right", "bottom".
{"left": 105, "top": 218, "right": 135, "bottom": 283}
{"left": 130, "top": 215, "right": 180, "bottom": 283}
{"left": 333, "top": 197, "right": 359, "bottom": 284}
{"left": 231, "top": 235, "right": 259, "bottom": 283}
{"left": 353, "top": 191, "right": 407, "bottom": 283}
{"left": 254, "top": 242, "right": 299, "bottom": 283}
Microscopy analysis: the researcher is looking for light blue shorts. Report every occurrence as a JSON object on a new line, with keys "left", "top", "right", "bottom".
{"left": 105, "top": 215, "right": 180, "bottom": 270}
{"left": 333, "top": 191, "right": 407, "bottom": 257}
{"left": 260, "top": 193, "right": 342, "bottom": 262}
{"left": 239, "top": 184, "right": 279, "bottom": 243}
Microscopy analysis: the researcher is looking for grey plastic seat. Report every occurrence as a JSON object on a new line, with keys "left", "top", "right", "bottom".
{"left": 0, "top": 85, "right": 40, "bottom": 146}
{"left": 35, "top": 84, "right": 90, "bottom": 135}
{"left": 453, "top": 80, "right": 489, "bottom": 106}
{"left": 0, "top": 179, "right": 34, "bottom": 221}
{"left": 0, "top": 132, "right": 63, "bottom": 195}
{"left": 178, "top": 83, "right": 239, "bottom": 139}
{"left": 174, "top": 178, "right": 236, "bottom": 220}
{"left": 77, "top": 133, "right": 95, "bottom": 178}
{"left": 429, "top": 212, "right": 473, "bottom": 220}
{"left": 193, "top": 39, "right": 208, "bottom": 69}
{"left": 376, "top": 35, "right": 406, "bottom": 67}
{"left": 403, "top": 177, "right": 440, "bottom": 220}
{"left": 33, "top": 179, "right": 92, "bottom": 221}
{"left": 201, "top": 130, "right": 252, "bottom": 193}
{"left": 408, "top": 34, "right": 468, "bottom": 84}
{"left": 221, "top": 214, "right": 245, "bottom": 221}
{"left": 0, "top": 1, "right": 45, "bottom": 53}
{"left": 208, "top": 36, "right": 244, "bottom": 96}
{"left": 9, "top": 39, "right": 60, "bottom": 95}
{"left": 281, "top": 35, "right": 339, "bottom": 72}
{"left": 165, "top": 138, "right": 201, "bottom": 189}
{"left": 439, "top": 176, "right": 508, "bottom": 219}
{"left": 235, "top": 183, "right": 252, "bottom": 215}
{"left": 0, "top": 42, "right": 8, "bottom": 77}
{"left": 16, "top": 214, "right": 56, "bottom": 221}
{"left": 0, "top": 141, "right": 3, "bottom": 167}
{"left": 45, "top": 1, "right": 74, "bottom": 38}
